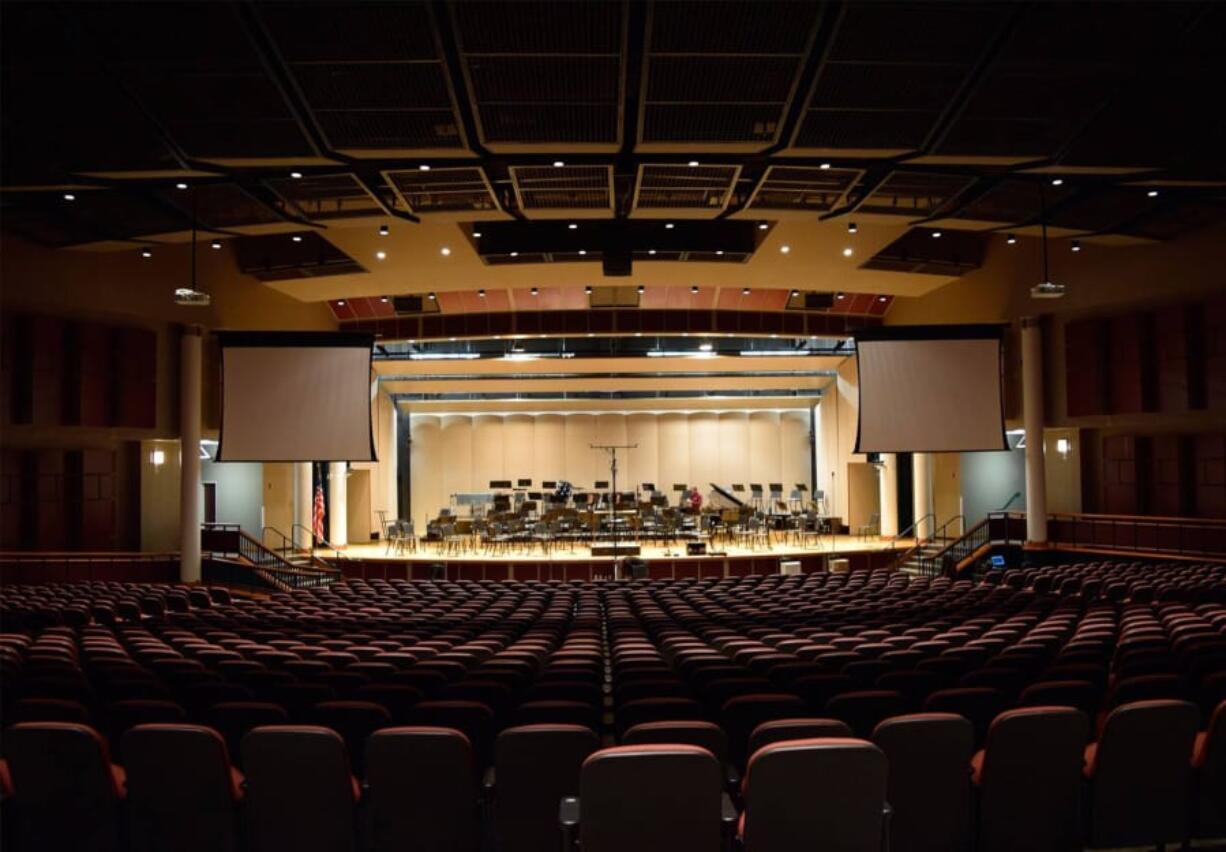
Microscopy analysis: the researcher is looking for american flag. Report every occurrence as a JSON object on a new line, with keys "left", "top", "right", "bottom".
{"left": 312, "top": 482, "right": 326, "bottom": 543}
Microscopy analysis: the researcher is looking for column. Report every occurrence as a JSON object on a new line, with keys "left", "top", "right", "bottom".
{"left": 1022, "top": 316, "right": 1048, "bottom": 545}
{"left": 912, "top": 452, "right": 934, "bottom": 540}
{"left": 879, "top": 453, "right": 899, "bottom": 538}
{"left": 179, "top": 326, "right": 202, "bottom": 583}
{"left": 328, "top": 461, "right": 348, "bottom": 547}
{"left": 295, "top": 462, "right": 313, "bottom": 547}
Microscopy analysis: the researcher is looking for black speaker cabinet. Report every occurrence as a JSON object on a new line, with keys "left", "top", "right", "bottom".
{"left": 687, "top": 542, "right": 707, "bottom": 556}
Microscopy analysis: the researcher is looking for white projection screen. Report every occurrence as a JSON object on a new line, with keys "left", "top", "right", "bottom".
{"left": 216, "top": 331, "right": 376, "bottom": 462}
{"left": 854, "top": 325, "right": 1008, "bottom": 454}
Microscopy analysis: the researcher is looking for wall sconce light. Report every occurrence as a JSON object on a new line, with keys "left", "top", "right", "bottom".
{"left": 1056, "top": 437, "right": 1071, "bottom": 457}
{"left": 150, "top": 449, "right": 166, "bottom": 466}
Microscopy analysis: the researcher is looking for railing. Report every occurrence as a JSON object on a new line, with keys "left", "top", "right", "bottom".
{"left": 266, "top": 525, "right": 341, "bottom": 573}
{"left": 1044, "top": 512, "right": 1226, "bottom": 559}
{"left": 201, "top": 524, "right": 339, "bottom": 589}
{"left": 290, "top": 523, "right": 347, "bottom": 570}
{"left": 914, "top": 517, "right": 992, "bottom": 577}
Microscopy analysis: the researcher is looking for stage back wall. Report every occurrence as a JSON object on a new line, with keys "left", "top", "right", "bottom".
{"left": 408, "top": 410, "right": 812, "bottom": 531}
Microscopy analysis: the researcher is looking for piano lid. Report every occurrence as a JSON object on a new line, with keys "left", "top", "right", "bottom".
{"left": 708, "top": 483, "right": 744, "bottom": 508}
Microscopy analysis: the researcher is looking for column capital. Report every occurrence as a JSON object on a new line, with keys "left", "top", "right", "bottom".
{"left": 1020, "top": 315, "right": 1044, "bottom": 330}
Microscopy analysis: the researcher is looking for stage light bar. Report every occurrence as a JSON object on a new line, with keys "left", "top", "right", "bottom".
{"left": 739, "top": 349, "right": 811, "bottom": 357}
{"left": 646, "top": 350, "right": 716, "bottom": 359}
{"left": 408, "top": 352, "right": 481, "bottom": 361}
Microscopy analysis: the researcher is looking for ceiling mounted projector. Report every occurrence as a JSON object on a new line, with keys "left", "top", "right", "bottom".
{"left": 1030, "top": 281, "right": 1066, "bottom": 299}
{"left": 174, "top": 287, "right": 211, "bottom": 306}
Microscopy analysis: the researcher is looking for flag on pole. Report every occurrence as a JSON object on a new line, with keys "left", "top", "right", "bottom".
{"left": 312, "top": 482, "right": 326, "bottom": 543}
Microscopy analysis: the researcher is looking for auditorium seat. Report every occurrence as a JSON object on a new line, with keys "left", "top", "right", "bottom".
{"left": 365, "top": 727, "right": 480, "bottom": 852}
{"left": 873, "top": 714, "right": 973, "bottom": 852}
{"left": 1194, "top": 700, "right": 1226, "bottom": 842}
{"left": 567, "top": 744, "right": 726, "bottom": 852}
{"left": 746, "top": 718, "right": 852, "bottom": 756}
{"left": 102, "top": 698, "right": 187, "bottom": 751}
{"left": 3, "top": 722, "right": 126, "bottom": 852}
{"left": 122, "top": 724, "right": 243, "bottom": 852}
{"left": 721, "top": 693, "right": 809, "bottom": 769}
{"left": 1017, "top": 679, "right": 1100, "bottom": 719}
{"left": 514, "top": 699, "right": 601, "bottom": 731}
{"left": 825, "top": 690, "right": 908, "bottom": 739}
{"left": 205, "top": 702, "right": 290, "bottom": 767}
{"left": 494, "top": 725, "right": 598, "bottom": 852}
{"left": 241, "top": 726, "right": 358, "bottom": 852}
{"left": 405, "top": 700, "right": 496, "bottom": 768}
{"left": 972, "top": 707, "right": 1088, "bottom": 852}
{"left": 739, "top": 738, "right": 887, "bottom": 852}
{"left": 8, "top": 697, "right": 91, "bottom": 724}
{"left": 615, "top": 696, "right": 707, "bottom": 737}
{"left": 922, "top": 688, "right": 1006, "bottom": 748}
{"left": 305, "top": 700, "right": 392, "bottom": 774}
{"left": 1083, "top": 699, "right": 1200, "bottom": 849}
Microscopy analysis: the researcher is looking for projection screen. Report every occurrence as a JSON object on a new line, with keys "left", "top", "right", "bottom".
{"left": 216, "top": 331, "right": 376, "bottom": 462}
{"left": 854, "top": 324, "right": 1008, "bottom": 454}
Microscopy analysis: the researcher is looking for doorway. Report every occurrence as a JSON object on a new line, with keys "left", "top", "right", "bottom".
{"left": 202, "top": 482, "right": 217, "bottom": 524}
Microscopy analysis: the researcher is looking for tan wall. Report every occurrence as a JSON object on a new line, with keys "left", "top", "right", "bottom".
{"left": 933, "top": 453, "right": 963, "bottom": 534}
{"left": 846, "top": 462, "right": 880, "bottom": 532}
{"left": 816, "top": 357, "right": 864, "bottom": 524}
{"left": 140, "top": 439, "right": 182, "bottom": 551}
{"left": 262, "top": 463, "right": 295, "bottom": 539}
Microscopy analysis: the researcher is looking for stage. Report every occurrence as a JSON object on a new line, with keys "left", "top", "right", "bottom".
{"left": 317, "top": 535, "right": 915, "bottom": 583}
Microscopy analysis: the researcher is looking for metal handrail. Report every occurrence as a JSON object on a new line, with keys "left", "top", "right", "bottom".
{"left": 290, "top": 523, "right": 348, "bottom": 562}
{"left": 202, "top": 524, "right": 338, "bottom": 588}
{"left": 893, "top": 512, "right": 937, "bottom": 544}
{"left": 915, "top": 517, "right": 993, "bottom": 577}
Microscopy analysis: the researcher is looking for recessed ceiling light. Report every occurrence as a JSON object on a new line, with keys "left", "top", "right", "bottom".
{"left": 380, "top": 297, "right": 389, "bottom": 303}
{"left": 290, "top": 171, "right": 303, "bottom": 179}
{"left": 688, "top": 160, "right": 699, "bottom": 167}
{"left": 510, "top": 251, "right": 519, "bottom": 257}
{"left": 1006, "top": 234, "right": 1018, "bottom": 245}
{"left": 587, "top": 332, "right": 595, "bottom": 338}
{"left": 63, "top": 193, "right": 75, "bottom": 201}
{"left": 691, "top": 285, "right": 699, "bottom": 294}
{"left": 780, "top": 245, "right": 790, "bottom": 254}
{"left": 634, "top": 332, "right": 642, "bottom": 337}
{"left": 553, "top": 160, "right": 565, "bottom": 168}
{"left": 819, "top": 162, "right": 831, "bottom": 170}
{"left": 1071, "top": 240, "right": 1081, "bottom": 252}
{"left": 665, "top": 223, "right": 675, "bottom": 229}
{"left": 836, "top": 293, "right": 845, "bottom": 300}
{"left": 698, "top": 342, "right": 713, "bottom": 352}
{"left": 427, "top": 292, "right": 436, "bottom": 300}
{"left": 578, "top": 249, "right": 587, "bottom": 256}
{"left": 637, "top": 285, "right": 645, "bottom": 294}
{"left": 440, "top": 247, "right": 451, "bottom": 256}
{"left": 473, "top": 231, "right": 482, "bottom": 238}
{"left": 568, "top": 223, "right": 578, "bottom": 230}
{"left": 1051, "top": 178, "right": 1064, "bottom": 186}
{"left": 932, "top": 231, "right": 942, "bottom": 239}
{"left": 758, "top": 223, "right": 768, "bottom": 230}
{"left": 648, "top": 249, "right": 657, "bottom": 255}
{"left": 530, "top": 287, "right": 539, "bottom": 295}
{"left": 478, "top": 289, "right": 486, "bottom": 297}
{"left": 141, "top": 250, "right": 153, "bottom": 258}
{"left": 848, "top": 222, "right": 858, "bottom": 234}
{"left": 375, "top": 250, "right": 387, "bottom": 260}
{"left": 449, "top": 337, "right": 457, "bottom": 342}
{"left": 585, "top": 285, "right": 593, "bottom": 294}
{"left": 292, "top": 235, "right": 303, "bottom": 242}
{"left": 379, "top": 224, "right": 389, "bottom": 236}
{"left": 175, "top": 182, "right": 188, "bottom": 190}
{"left": 418, "top": 164, "right": 430, "bottom": 171}
{"left": 742, "top": 287, "right": 751, "bottom": 296}
{"left": 878, "top": 296, "right": 888, "bottom": 302}
{"left": 842, "top": 247, "right": 854, "bottom": 257}
{"left": 210, "top": 240, "right": 221, "bottom": 250}
{"left": 1147, "top": 189, "right": 1159, "bottom": 197}
{"left": 715, "top": 250, "right": 724, "bottom": 256}
{"left": 790, "top": 289, "right": 799, "bottom": 297}
{"left": 336, "top": 300, "right": 346, "bottom": 306}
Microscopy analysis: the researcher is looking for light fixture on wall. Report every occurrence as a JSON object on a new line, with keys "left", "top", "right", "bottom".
{"left": 150, "top": 449, "right": 166, "bottom": 466}
{"left": 1056, "top": 437, "right": 1071, "bottom": 457}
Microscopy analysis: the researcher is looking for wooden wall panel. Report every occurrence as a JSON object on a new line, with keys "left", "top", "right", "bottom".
{"left": 1155, "top": 307, "right": 1190, "bottom": 412}
{"left": 113, "top": 326, "right": 156, "bottom": 428}
{"left": 1065, "top": 319, "right": 1108, "bottom": 417}
{"left": 1149, "top": 435, "right": 1184, "bottom": 517}
{"left": 1101, "top": 435, "right": 1140, "bottom": 514}
{"left": 30, "top": 316, "right": 65, "bottom": 426}
{"left": 1195, "top": 433, "right": 1226, "bottom": 519}
{"left": 76, "top": 322, "right": 115, "bottom": 426}
{"left": 1107, "top": 314, "right": 1151, "bottom": 414}
{"left": 1207, "top": 299, "right": 1226, "bottom": 411}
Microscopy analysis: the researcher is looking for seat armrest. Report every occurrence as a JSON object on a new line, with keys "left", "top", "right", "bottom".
{"left": 881, "top": 800, "right": 893, "bottom": 852}
{"left": 721, "top": 792, "right": 739, "bottom": 827}
{"left": 559, "top": 796, "right": 580, "bottom": 851}
{"left": 724, "top": 763, "right": 741, "bottom": 794}
{"left": 482, "top": 766, "right": 496, "bottom": 795}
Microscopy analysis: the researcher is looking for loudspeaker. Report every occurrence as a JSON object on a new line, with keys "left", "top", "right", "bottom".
{"left": 804, "top": 292, "right": 834, "bottom": 310}
{"left": 624, "top": 557, "right": 648, "bottom": 580}
{"left": 686, "top": 542, "right": 707, "bottom": 556}
{"left": 393, "top": 295, "right": 424, "bottom": 314}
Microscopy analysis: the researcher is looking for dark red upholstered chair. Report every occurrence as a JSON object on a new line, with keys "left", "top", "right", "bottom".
{"left": 1018, "top": 679, "right": 1101, "bottom": 719}
{"left": 103, "top": 699, "right": 187, "bottom": 752}
{"left": 739, "top": 738, "right": 887, "bottom": 852}
{"left": 746, "top": 717, "right": 852, "bottom": 757}
{"left": 615, "top": 697, "right": 707, "bottom": 737}
{"left": 405, "top": 700, "right": 496, "bottom": 768}
{"left": 514, "top": 699, "right": 601, "bottom": 731}
{"left": 364, "top": 727, "right": 479, "bottom": 852}
{"left": 8, "top": 697, "right": 91, "bottom": 724}
{"left": 1193, "top": 700, "right": 1226, "bottom": 842}
{"left": 922, "top": 688, "right": 1006, "bottom": 749}
{"left": 353, "top": 684, "right": 423, "bottom": 724}
{"left": 1083, "top": 699, "right": 1200, "bottom": 849}
{"left": 569, "top": 744, "right": 725, "bottom": 852}
{"left": 873, "top": 713, "right": 973, "bottom": 852}
{"left": 3, "top": 722, "right": 127, "bottom": 852}
{"left": 241, "top": 725, "right": 358, "bottom": 852}
{"left": 494, "top": 724, "right": 598, "bottom": 852}
{"left": 972, "top": 707, "right": 1090, "bottom": 852}
{"left": 122, "top": 724, "right": 243, "bottom": 852}
{"left": 622, "top": 720, "right": 730, "bottom": 766}
{"left": 825, "top": 689, "right": 908, "bottom": 739}
{"left": 205, "top": 702, "right": 290, "bottom": 768}
{"left": 306, "top": 700, "right": 393, "bottom": 774}
{"left": 721, "top": 693, "right": 809, "bottom": 769}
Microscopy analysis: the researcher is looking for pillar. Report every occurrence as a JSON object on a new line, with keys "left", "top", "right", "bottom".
{"left": 879, "top": 453, "right": 899, "bottom": 538}
{"left": 912, "top": 452, "right": 934, "bottom": 540}
{"left": 328, "top": 461, "right": 348, "bottom": 547}
{"left": 1022, "top": 316, "right": 1048, "bottom": 544}
{"left": 179, "top": 326, "right": 202, "bottom": 583}
{"left": 295, "top": 462, "right": 313, "bottom": 548}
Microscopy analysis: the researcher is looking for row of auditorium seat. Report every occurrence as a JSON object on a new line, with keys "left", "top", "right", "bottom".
{"left": 3, "top": 698, "right": 1223, "bottom": 852}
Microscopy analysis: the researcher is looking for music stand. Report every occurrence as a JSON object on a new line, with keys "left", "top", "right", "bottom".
{"left": 749, "top": 484, "right": 764, "bottom": 512}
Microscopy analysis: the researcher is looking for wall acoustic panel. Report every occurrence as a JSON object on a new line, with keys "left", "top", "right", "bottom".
{"left": 781, "top": 411, "right": 812, "bottom": 493}
{"left": 409, "top": 414, "right": 442, "bottom": 534}
{"left": 1107, "top": 313, "right": 1154, "bottom": 414}
{"left": 657, "top": 412, "right": 691, "bottom": 492}
{"left": 534, "top": 414, "right": 566, "bottom": 486}
{"left": 504, "top": 415, "right": 535, "bottom": 486}
{"left": 626, "top": 413, "right": 660, "bottom": 491}
{"left": 1155, "top": 307, "right": 1191, "bottom": 413}
{"left": 1101, "top": 434, "right": 1140, "bottom": 515}
{"left": 1195, "top": 433, "right": 1226, "bottom": 519}
{"left": 747, "top": 410, "right": 781, "bottom": 489}
{"left": 688, "top": 412, "right": 720, "bottom": 494}
{"left": 718, "top": 411, "right": 750, "bottom": 487}
{"left": 440, "top": 414, "right": 473, "bottom": 504}
{"left": 472, "top": 415, "right": 504, "bottom": 488}
{"left": 564, "top": 414, "right": 597, "bottom": 489}
{"left": 1207, "top": 299, "right": 1226, "bottom": 411}
{"left": 1065, "top": 319, "right": 1108, "bottom": 418}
